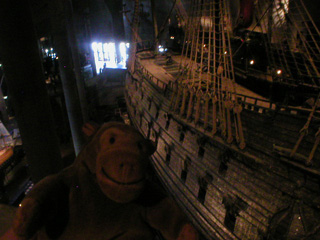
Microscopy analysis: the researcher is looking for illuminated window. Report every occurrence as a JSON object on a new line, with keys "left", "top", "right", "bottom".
{"left": 91, "top": 42, "right": 130, "bottom": 74}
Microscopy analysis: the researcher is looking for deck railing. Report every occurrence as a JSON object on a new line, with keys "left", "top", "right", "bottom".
{"left": 133, "top": 55, "right": 319, "bottom": 118}
{"left": 134, "top": 59, "right": 171, "bottom": 91}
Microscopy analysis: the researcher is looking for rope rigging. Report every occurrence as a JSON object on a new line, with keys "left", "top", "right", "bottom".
{"left": 169, "top": 0, "right": 245, "bottom": 149}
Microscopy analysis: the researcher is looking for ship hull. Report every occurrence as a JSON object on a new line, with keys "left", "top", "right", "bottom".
{"left": 125, "top": 55, "right": 320, "bottom": 239}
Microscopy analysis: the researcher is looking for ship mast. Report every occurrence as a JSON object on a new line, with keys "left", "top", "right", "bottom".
{"left": 128, "top": 0, "right": 140, "bottom": 73}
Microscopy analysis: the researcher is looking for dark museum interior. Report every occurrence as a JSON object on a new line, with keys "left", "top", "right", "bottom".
{"left": 1, "top": 0, "right": 320, "bottom": 239}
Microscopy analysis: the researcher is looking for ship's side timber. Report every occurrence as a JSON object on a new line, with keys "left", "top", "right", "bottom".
{"left": 125, "top": 54, "right": 320, "bottom": 240}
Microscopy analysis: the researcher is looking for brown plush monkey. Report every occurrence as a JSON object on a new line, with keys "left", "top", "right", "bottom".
{"left": 4, "top": 122, "right": 198, "bottom": 240}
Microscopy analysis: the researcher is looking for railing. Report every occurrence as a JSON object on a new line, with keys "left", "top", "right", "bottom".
{"left": 238, "top": 93, "right": 320, "bottom": 116}
{"left": 134, "top": 53, "right": 318, "bottom": 118}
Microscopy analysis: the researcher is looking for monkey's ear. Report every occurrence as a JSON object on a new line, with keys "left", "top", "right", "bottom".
{"left": 82, "top": 122, "right": 100, "bottom": 137}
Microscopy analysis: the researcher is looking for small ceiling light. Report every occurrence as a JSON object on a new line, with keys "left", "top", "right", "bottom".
{"left": 170, "top": 36, "right": 175, "bottom": 40}
{"left": 249, "top": 60, "right": 255, "bottom": 65}
{"left": 158, "top": 45, "right": 164, "bottom": 53}
{"left": 276, "top": 69, "right": 282, "bottom": 75}
{"left": 224, "top": 51, "right": 227, "bottom": 54}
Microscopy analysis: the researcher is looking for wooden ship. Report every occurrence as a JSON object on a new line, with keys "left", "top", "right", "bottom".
{"left": 124, "top": 0, "right": 320, "bottom": 239}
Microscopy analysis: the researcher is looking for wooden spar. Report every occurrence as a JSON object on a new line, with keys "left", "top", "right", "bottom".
{"left": 129, "top": 0, "right": 140, "bottom": 73}
{"left": 180, "top": 87, "right": 188, "bottom": 116}
{"left": 198, "top": 2, "right": 206, "bottom": 92}
{"left": 170, "top": 81, "right": 178, "bottom": 109}
{"left": 220, "top": 102, "right": 227, "bottom": 138}
{"left": 225, "top": 99, "right": 233, "bottom": 143}
{"left": 226, "top": 109, "right": 233, "bottom": 143}
{"left": 204, "top": 95, "right": 210, "bottom": 129}
{"left": 187, "top": 89, "right": 194, "bottom": 120}
{"left": 233, "top": 107, "right": 240, "bottom": 143}
{"left": 151, "top": 0, "right": 158, "bottom": 46}
{"left": 174, "top": 86, "right": 183, "bottom": 112}
{"left": 291, "top": 93, "right": 320, "bottom": 157}
{"left": 234, "top": 102, "right": 246, "bottom": 149}
{"left": 290, "top": 130, "right": 307, "bottom": 158}
{"left": 195, "top": 92, "right": 202, "bottom": 124}
{"left": 212, "top": 96, "right": 217, "bottom": 135}
{"left": 307, "top": 127, "right": 320, "bottom": 166}
{"left": 206, "top": 0, "right": 213, "bottom": 93}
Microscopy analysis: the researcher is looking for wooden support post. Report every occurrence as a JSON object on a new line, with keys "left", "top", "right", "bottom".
{"left": 0, "top": 0, "right": 63, "bottom": 182}
{"left": 65, "top": 0, "right": 89, "bottom": 123}
{"left": 50, "top": 0, "right": 86, "bottom": 155}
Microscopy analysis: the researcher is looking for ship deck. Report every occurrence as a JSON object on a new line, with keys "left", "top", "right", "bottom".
{"left": 137, "top": 51, "right": 268, "bottom": 101}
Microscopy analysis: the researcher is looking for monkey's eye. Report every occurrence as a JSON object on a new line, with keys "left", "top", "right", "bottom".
{"left": 110, "top": 137, "right": 115, "bottom": 144}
